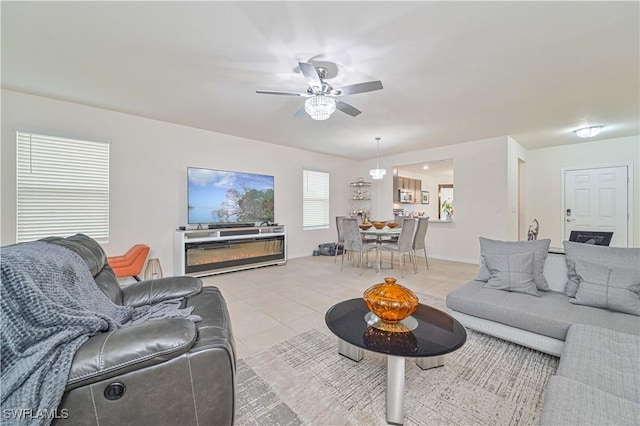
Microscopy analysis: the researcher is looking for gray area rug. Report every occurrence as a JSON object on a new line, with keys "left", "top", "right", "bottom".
{"left": 236, "top": 297, "right": 559, "bottom": 426}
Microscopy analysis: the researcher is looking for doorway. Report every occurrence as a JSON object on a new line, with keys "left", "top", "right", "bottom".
{"left": 563, "top": 165, "right": 631, "bottom": 247}
{"left": 438, "top": 184, "right": 454, "bottom": 219}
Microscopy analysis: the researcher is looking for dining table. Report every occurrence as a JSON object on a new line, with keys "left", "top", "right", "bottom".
{"left": 359, "top": 227, "right": 402, "bottom": 269}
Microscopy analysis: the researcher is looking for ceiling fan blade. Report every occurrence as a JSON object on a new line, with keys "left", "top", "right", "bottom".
{"left": 336, "top": 101, "right": 361, "bottom": 117}
{"left": 298, "top": 62, "right": 322, "bottom": 91}
{"left": 337, "top": 81, "right": 383, "bottom": 96}
{"left": 256, "top": 90, "right": 306, "bottom": 97}
{"left": 294, "top": 106, "right": 307, "bottom": 118}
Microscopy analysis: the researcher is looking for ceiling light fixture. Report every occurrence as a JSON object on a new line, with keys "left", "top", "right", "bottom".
{"left": 369, "top": 137, "right": 386, "bottom": 180}
{"left": 574, "top": 126, "right": 604, "bottom": 138}
{"left": 423, "top": 165, "right": 429, "bottom": 170}
{"left": 305, "top": 95, "right": 336, "bottom": 120}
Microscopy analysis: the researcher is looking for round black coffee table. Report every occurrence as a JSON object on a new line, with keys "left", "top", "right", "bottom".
{"left": 325, "top": 298, "right": 467, "bottom": 425}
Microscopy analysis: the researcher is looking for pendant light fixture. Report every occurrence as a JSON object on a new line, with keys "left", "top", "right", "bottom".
{"left": 369, "top": 137, "right": 386, "bottom": 180}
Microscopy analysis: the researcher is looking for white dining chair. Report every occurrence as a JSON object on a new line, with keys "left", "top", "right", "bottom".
{"left": 412, "top": 217, "right": 430, "bottom": 272}
{"left": 341, "top": 218, "right": 378, "bottom": 274}
{"left": 379, "top": 218, "right": 417, "bottom": 277}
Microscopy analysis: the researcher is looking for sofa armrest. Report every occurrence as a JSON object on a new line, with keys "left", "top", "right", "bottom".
{"left": 121, "top": 276, "right": 202, "bottom": 307}
{"left": 66, "top": 318, "right": 196, "bottom": 390}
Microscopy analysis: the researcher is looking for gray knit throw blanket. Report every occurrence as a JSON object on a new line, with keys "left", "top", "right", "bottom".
{"left": 0, "top": 241, "right": 200, "bottom": 426}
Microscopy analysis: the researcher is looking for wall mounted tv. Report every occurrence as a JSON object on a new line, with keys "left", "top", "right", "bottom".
{"left": 187, "top": 167, "right": 274, "bottom": 225}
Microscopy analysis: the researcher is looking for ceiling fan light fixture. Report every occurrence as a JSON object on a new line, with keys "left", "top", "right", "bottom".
{"left": 305, "top": 95, "right": 336, "bottom": 120}
{"left": 574, "top": 125, "right": 604, "bottom": 138}
{"left": 369, "top": 137, "right": 386, "bottom": 180}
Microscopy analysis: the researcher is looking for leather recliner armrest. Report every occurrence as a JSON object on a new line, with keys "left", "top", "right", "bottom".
{"left": 66, "top": 318, "right": 197, "bottom": 390}
{"left": 120, "top": 276, "right": 202, "bottom": 307}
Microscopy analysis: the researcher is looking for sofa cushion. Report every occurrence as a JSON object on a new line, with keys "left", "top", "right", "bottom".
{"left": 557, "top": 324, "right": 640, "bottom": 403}
{"left": 540, "top": 376, "right": 640, "bottom": 426}
{"left": 477, "top": 237, "right": 551, "bottom": 291}
{"left": 446, "top": 280, "right": 640, "bottom": 340}
{"left": 482, "top": 252, "right": 540, "bottom": 297}
{"left": 569, "top": 260, "right": 640, "bottom": 316}
{"left": 563, "top": 241, "right": 640, "bottom": 297}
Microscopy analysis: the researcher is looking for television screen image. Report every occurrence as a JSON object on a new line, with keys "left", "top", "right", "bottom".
{"left": 188, "top": 167, "right": 274, "bottom": 225}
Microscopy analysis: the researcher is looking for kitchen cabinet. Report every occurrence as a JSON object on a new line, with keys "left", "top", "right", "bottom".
{"left": 393, "top": 174, "right": 422, "bottom": 204}
{"left": 393, "top": 170, "right": 399, "bottom": 202}
{"left": 412, "top": 179, "right": 422, "bottom": 201}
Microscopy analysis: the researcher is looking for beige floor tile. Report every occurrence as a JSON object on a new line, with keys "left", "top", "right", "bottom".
{"left": 286, "top": 311, "right": 327, "bottom": 333}
{"left": 253, "top": 299, "right": 319, "bottom": 324}
{"left": 227, "top": 301, "right": 282, "bottom": 336}
{"left": 237, "top": 324, "right": 300, "bottom": 353}
{"left": 233, "top": 337, "right": 252, "bottom": 359}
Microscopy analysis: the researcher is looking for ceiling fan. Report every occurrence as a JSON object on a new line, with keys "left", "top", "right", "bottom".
{"left": 256, "top": 62, "right": 383, "bottom": 120}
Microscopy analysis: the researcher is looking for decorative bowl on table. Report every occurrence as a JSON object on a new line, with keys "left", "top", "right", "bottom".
{"left": 386, "top": 222, "right": 400, "bottom": 228}
{"left": 363, "top": 277, "right": 419, "bottom": 323}
{"left": 372, "top": 221, "right": 387, "bottom": 230}
{"left": 358, "top": 223, "right": 373, "bottom": 230}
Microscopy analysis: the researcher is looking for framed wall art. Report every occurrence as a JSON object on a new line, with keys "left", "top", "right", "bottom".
{"left": 421, "top": 191, "right": 430, "bottom": 204}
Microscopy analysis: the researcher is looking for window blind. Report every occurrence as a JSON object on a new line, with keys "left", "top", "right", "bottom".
{"left": 303, "top": 170, "right": 330, "bottom": 230}
{"left": 16, "top": 132, "right": 110, "bottom": 243}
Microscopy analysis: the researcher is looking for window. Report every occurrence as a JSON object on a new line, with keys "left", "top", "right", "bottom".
{"left": 16, "top": 132, "right": 110, "bottom": 243}
{"left": 303, "top": 170, "right": 329, "bottom": 230}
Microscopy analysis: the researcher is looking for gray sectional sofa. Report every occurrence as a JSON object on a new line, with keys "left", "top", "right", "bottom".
{"left": 446, "top": 239, "right": 640, "bottom": 425}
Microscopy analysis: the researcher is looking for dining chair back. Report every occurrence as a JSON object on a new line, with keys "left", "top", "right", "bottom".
{"left": 334, "top": 216, "right": 347, "bottom": 263}
{"left": 341, "top": 218, "right": 377, "bottom": 274}
{"left": 379, "top": 218, "right": 416, "bottom": 277}
{"left": 412, "top": 217, "right": 430, "bottom": 271}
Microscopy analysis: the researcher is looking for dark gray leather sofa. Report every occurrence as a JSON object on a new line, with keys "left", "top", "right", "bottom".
{"left": 44, "top": 234, "right": 235, "bottom": 426}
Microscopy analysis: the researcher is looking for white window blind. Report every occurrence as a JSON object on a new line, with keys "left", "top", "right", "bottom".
{"left": 303, "top": 170, "right": 330, "bottom": 230}
{"left": 16, "top": 132, "right": 110, "bottom": 243}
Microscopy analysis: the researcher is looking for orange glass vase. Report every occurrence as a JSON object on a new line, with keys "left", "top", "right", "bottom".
{"left": 363, "top": 277, "right": 419, "bottom": 323}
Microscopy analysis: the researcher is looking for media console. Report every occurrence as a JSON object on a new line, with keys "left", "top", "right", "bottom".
{"left": 174, "top": 225, "right": 287, "bottom": 277}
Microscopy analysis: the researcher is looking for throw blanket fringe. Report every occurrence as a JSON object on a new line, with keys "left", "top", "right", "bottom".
{"left": 1, "top": 241, "right": 199, "bottom": 426}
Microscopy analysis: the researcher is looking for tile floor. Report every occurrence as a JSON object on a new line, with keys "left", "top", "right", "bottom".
{"left": 200, "top": 253, "right": 479, "bottom": 359}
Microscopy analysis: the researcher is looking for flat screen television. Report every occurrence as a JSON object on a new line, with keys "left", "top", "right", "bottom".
{"left": 187, "top": 166, "right": 274, "bottom": 225}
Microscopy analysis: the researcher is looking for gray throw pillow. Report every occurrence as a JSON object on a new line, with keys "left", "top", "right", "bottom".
{"left": 569, "top": 260, "right": 640, "bottom": 316}
{"left": 482, "top": 252, "right": 540, "bottom": 297}
{"left": 477, "top": 237, "right": 551, "bottom": 291}
{"left": 563, "top": 241, "right": 640, "bottom": 297}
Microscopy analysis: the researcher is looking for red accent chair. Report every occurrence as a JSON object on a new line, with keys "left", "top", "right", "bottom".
{"left": 107, "top": 244, "right": 150, "bottom": 281}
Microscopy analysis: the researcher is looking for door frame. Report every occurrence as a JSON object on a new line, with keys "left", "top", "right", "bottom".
{"left": 560, "top": 163, "right": 634, "bottom": 247}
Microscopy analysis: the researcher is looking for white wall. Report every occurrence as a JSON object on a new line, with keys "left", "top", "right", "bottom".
{"left": 1, "top": 90, "right": 357, "bottom": 275}
{"left": 359, "top": 136, "right": 511, "bottom": 264}
{"left": 507, "top": 136, "right": 528, "bottom": 240}
{"left": 525, "top": 136, "right": 640, "bottom": 248}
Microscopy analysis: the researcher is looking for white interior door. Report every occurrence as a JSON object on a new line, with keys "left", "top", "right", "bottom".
{"left": 564, "top": 166, "right": 629, "bottom": 247}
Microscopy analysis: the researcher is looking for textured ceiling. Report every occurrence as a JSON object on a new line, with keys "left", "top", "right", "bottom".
{"left": 2, "top": 1, "right": 638, "bottom": 160}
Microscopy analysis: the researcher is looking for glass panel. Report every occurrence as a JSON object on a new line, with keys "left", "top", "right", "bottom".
{"left": 185, "top": 236, "right": 284, "bottom": 273}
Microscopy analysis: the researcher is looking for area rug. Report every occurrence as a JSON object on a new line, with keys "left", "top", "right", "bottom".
{"left": 235, "top": 298, "right": 559, "bottom": 426}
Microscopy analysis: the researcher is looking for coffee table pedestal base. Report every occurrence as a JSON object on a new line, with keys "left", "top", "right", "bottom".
{"left": 416, "top": 355, "right": 445, "bottom": 370}
{"left": 338, "top": 339, "right": 363, "bottom": 362}
{"left": 387, "top": 355, "right": 405, "bottom": 425}
{"left": 386, "top": 356, "right": 445, "bottom": 425}
{"left": 338, "top": 340, "right": 447, "bottom": 425}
